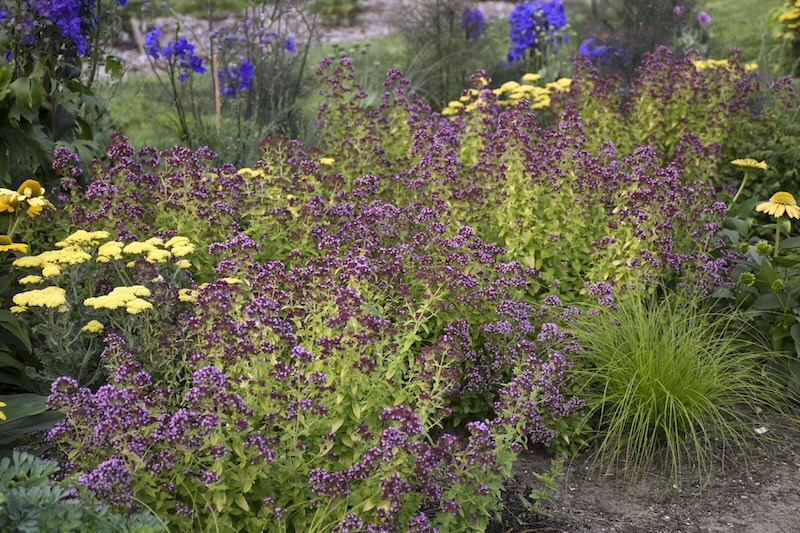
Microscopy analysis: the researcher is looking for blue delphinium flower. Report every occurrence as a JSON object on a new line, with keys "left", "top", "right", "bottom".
{"left": 284, "top": 34, "right": 296, "bottom": 53}
{"left": 144, "top": 27, "right": 161, "bottom": 58}
{"left": 33, "top": 0, "right": 89, "bottom": 54}
{"left": 145, "top": 29, "right": 205, "bottom": 82}
{"left": 507, "top": 0, "right": 568, "bottom": 63}
{"left": 461, "top": 7, "right": 486, "bottom": 42}
{"left": 218, "top": 59, "right": 254, "bottom": 98}
{"left": 577, "top": 38, "right": 627, "bottom": 67}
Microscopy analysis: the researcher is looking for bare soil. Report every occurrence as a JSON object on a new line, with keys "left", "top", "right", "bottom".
{"left": 489, "top": 418, "right": 800, "bottom": 533}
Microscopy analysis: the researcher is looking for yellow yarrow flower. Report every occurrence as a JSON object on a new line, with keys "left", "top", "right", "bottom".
{"left": 756, "top": 192, "right": 800, "bottom": 219}
{"left": 18, "top": 275, "right": 43, "bottom": 285}
{"left": 178, "top": 288, "right": 198, "bottom": 302}
{"left": 10, "top": 305, "right": 26, "bottom": 314}
{"left": 175, "top": 259, "right": 192, "bottom": 269}
{"left": 146, "top": 249, "right": 172, "bottom": 263}
{"left": 12, "top": 286, "right": 67, "bottom": 309}
{"left": 237, "top": 167, "right": 267, "bottom": 178}
{"left": 126, "top": 298, "right": 154, "bottom": 315}
{"left": 164, "top": 236, "right": 190, "bottom": 249}
{"left": 84, "top": 285, "right": 152, "bottom": 310}
{"left": 144, "top": 237, "right": 165, "bottom": 247}
{"left": 56, "top": 230, "right": 110, "bottom": 248}
{"left": 41, "top": 263, "right": 62, "bottom": 278}
{"left": 732, "top": 158, "right": 767, "bottom": 170}
{"left": 81, "top": 320, "right": 104, "bottom": 334}
{"left": 123, "top": 242, "right": 156, "bottom": 255}
{"left": 319, "top": 158, "right": 335, "bottom": 166}
{"left": 522, "top": 73, "right": 541, "bottom": 82}
{"left": 97, "top": 241, "right": 124, "bottom": 261}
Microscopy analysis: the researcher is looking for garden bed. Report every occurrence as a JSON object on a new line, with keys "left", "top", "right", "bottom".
{"left": 492, "top": 416, "right": 800, "bottom": 532}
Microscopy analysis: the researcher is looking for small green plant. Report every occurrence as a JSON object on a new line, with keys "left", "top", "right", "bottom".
{"left": 569, "top": 289, "right": 787, "bottom": 484}
{"left": 0, "top": 451, "right": 164, "bottom": 532}
{"left": 716, "top": 185, "right": 800, "bottom": 401}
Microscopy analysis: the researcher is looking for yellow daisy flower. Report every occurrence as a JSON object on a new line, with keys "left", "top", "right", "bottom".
{"left": 731, "top": 158, "right": 767, "bottom": 170}
{"left": 756, "top": 191, "right": 800, "bottom": 219}
{"left": 17, "top": 179, "right": 44, "bottom": 198}
{"left": 0, "top": 235, "right": 28, "bottom": 253}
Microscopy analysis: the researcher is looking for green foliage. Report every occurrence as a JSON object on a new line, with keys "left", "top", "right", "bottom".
{"left": 312, "top": 0, "right": 364, "bottom": 25}
{"left": 0, "top": 451, "right": 164, "bottom": 532}
{"left": 136, "top": 0, "right": 319, "bottom": 166}
{"left": 580, "top": 0, "right": 702, "bottom": 74}
{"left": 723, "top": 77, "right": 800, "bottom": 199}
{"left": 705, "top": 0, "right": 786, "bottom": 62}
{"left": 392, "top": 0, "right": 501, "bottom": 107}
{"left": 569, "top": 289, "right": 787, "bottom": 483}
{"left": 571, "top": 48, "right": 761, "bottom": 160}
{"left": 0, "top": 394, "right": 62, "bottom": 453}
{"left": 0, "top": 0, "right": 124, "bottom": 190}
{"left": 715, "top": 193, "right": 800, "bottom": 400}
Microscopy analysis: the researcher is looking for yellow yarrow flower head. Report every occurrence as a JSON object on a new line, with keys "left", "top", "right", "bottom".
{"left": 731, "top": 158, "right": 767, "bottom": 170}
{"left": 41, "top": 263, "right": 62, "bottom": 278}
{"left": 17, "top": 179, "right": 43, "bottom": 198}
{"left": 0, "top": 401, "right": 6, "bottom": 421}
{"left": 126, "top": 298, "right": 154, "bottom": 315}
{"left": 756, "top": 191, "right": 800, "bottom": 219}
{"left": 97, "top": 241, "right": 124, "bottom": 262}
{"left": 81, "top": 320, "right": 104, "bottom": 334}
{"left": 178, "top": 288, "right": 199, "bottom": 302}
{"left": 146, "top": 249, "right": 172, "bottom": 263}
{"left": 18, "top": 275, "right": 43, "bottom": 285}
{"left": 123, "top": 242, "right": 156, "bottom": 255}
{"left": 12, "top": 286, "right": 67, "bottom": 309}
{"left": 56, "top": 230, "right": 110, "bottom": 248}
{"left": 319, "top": 158, "right": 335, "bottom": 166}
{"left": 164, "top": 236, "right": 191, "bottom": 249}
{"left": 0, "top": 235, "right": 27, "bottom": 253}
{"left": 176, "top": 259, "right": 192, "bottom": 269}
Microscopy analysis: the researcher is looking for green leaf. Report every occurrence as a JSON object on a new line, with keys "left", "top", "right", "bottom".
{"left": 234, "top": 494, "right": 250, "bottom": 512}
{"left": 791, "top": 322, "right": 800, "bottom": 357}
{"left": 779, "top": 236, "right": 800, "bottom": 250}
{"left": 0, "top": 411, "right": 63, "bottom": 446}
{"left": 748, "top": 293, "right": 783, "bottom": 311}
{"left": 0, "top": 393, "right": 48, "bottom": 421}
{"left": 0, "top": 310, "right": 32, "bottom": 352}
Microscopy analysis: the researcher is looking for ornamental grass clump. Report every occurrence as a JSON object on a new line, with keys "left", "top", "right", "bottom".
{"left": 569, "top": 289, "right": 788, "bottom": 484}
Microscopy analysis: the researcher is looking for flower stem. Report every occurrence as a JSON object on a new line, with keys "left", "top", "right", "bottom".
{"left": 774, "top": 216, "right": 782, "bottom": 258}
{"left": 728, "top": 171, "right": 749, "bottom": 209}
